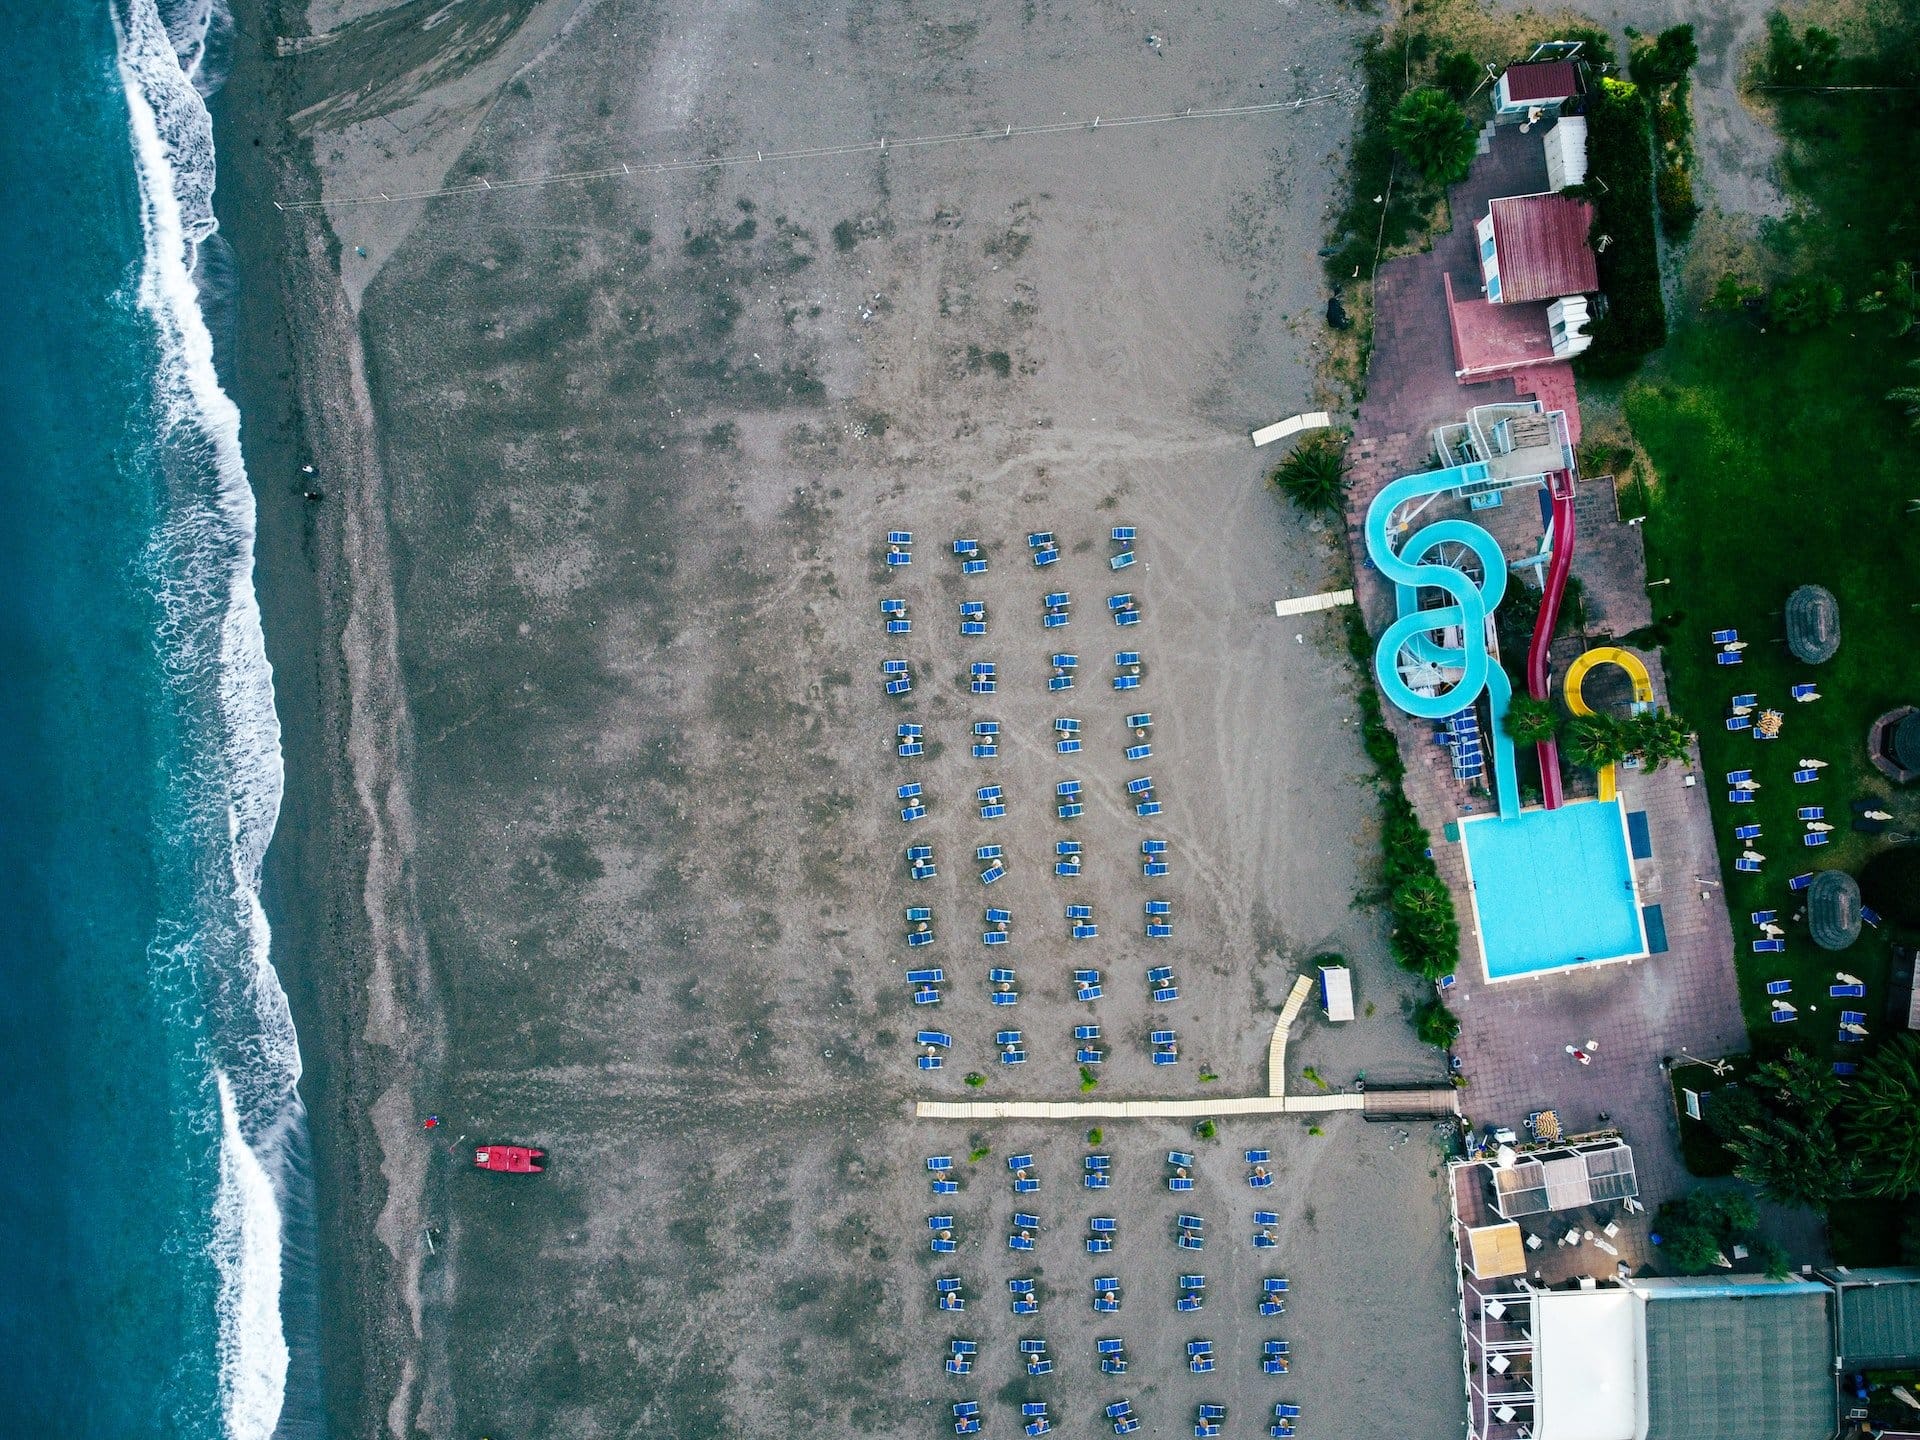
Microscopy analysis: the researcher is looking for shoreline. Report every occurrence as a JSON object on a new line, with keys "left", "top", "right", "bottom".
{"left": 210, "top": 3, "right": 410, "bottom": 1434}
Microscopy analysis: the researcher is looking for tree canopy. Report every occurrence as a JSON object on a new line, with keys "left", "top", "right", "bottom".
{"left": 1842, "top": 1034, "right": 1920, "bottom": 1198}
{"left": 1389, "top": 87, "right": 1477, "bottom": 185}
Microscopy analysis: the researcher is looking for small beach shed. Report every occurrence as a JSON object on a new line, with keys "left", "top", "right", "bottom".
{"left": 1318, "top": 963, "right": 1354, "bottom": 1022}
{"left": 1494, "top": 60, "right": 1579, "bottom": 120}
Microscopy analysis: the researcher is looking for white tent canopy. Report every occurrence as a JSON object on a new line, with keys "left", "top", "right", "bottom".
{"left": 1534, "top": 1289, "right": 1645, "bottom": 1440}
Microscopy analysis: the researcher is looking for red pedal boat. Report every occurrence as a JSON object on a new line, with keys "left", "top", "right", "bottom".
{"left": 474, "top": 1144, "right": 545, "bottom": 1173}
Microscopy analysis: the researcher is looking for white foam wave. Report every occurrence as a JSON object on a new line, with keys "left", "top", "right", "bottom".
{"left": 114, "top": 2, "right": 299, "bottom": 1436}
{"left": 211, "top": 1071, "right": 292, "bottom": 1440}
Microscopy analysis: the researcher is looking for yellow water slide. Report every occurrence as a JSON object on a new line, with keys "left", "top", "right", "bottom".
{"left": 1563, "top": 647, "right": 1654, "bottom": 802}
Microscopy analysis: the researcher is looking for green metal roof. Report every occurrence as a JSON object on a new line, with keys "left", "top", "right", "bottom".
{"left": 1642, "top": 1288, "right": 1835, "bottom": 1440}
{"left": 1833, "top": 1268, "right": 1920, "bottom": 1370}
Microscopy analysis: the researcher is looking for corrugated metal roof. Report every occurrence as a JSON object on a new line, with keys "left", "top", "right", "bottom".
{"left": 1642, "top": 1289, "right": 1836, "bottom": 1440}
{"left": 1834, "top": 1268, "right": 1920, "bottom": 1368}
{"left": 1490, "top": 194, "right": 1599, "bottom": 303}
{"left": 1504, "top": 61, "right": 1579, "bottom": 103}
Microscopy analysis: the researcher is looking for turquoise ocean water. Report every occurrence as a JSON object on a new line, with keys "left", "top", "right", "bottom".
{"left": 0, "top": 3, "right": 311, "bottom": 1435}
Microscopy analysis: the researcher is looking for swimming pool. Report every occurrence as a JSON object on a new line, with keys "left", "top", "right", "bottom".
{"left": 1459, "top": 799, "right": 1648, "bottom": 981}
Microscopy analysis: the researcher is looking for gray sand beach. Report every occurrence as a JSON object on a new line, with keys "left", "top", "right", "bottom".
{"left": 221, "top": 0, "right": 1473, "bottom": 1434}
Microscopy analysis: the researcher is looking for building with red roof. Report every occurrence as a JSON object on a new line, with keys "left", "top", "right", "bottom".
{"left": 1475, "top": 193, "right": 1599, "bottom": 305}
{"left": 1494, "top": 61, "right": 1579, "bottom": 118}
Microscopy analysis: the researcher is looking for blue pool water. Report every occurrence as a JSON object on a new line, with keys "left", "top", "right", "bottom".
{"left": 1461, "top": 800, "right": 1648, "bottom": 980}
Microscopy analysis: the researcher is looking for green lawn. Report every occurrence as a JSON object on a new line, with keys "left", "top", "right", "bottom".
{"left": 1621, "top": 63, "right": 1919, "bottom": 1062}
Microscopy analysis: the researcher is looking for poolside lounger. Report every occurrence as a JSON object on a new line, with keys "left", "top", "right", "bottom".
{"left": 975, "top": 844, "right": 1003, "bottom": 862}
{"left": 1729, "top": 791, "right": 1754, "bottom": 804}
{"left": 1265, "top": 1356, "right": 1289, "bottom": 1374}
{"left": 1178, "top": 1296, "right": 1203, "bottom": 1314}
{"left": 1034, "top": 548, "right": 1059, "bottom": 567}
{"left": 887, "top": 550, "right": 912, "bottom": 568}
{"left": 1189, "top": 1356, "right": 1214, "bottom": 1373}
{"left": 1864, "top": 905, "right": 1882, "bottom": 925}
{"left": 982, "top": 930, "right": 1009, "bottom": 946}
{"left": 1716, "top": 650, "right": 1743, "bottom": 664}
{"left": 1753, "top": 938, "right": 1785, "bottom": 953}
{"left": 926, "top": 1156, "right": 953, "bottom": 1173}
{"left": 1142, "top": 839, "right": 1168, "bottom": 855}
{"left": 1734, "top": 858, "right": 1761, "bottom": 872}
{"left": 1752, "top": 909, "right": 1777, "bottom": 923}
{"left": 1001, "top": 1047, "right": 1027, "bottom": 1064}
{"left": 1791, "top": 683, "right": 1818, "bottom": 699}
{"left": 900, "top": 803, "right": 927, "bottom": 822}
{"left": 1147, "top": 966, "right": 1175, "bottom": 985}
{"left": 906, "top": 963, "right": 941, "bottom": 981}
{"left": 1765, "top": 981, "right": 1792, "bottom": 996}
{"left": 1054, "top": 718, "right": 1080, "bottom": 734}
{"left": 1726, "top": 715, "right": 1752, "bottom": 731}
{"left": 1200, "top": 1404, "right": 1227, "bottom": 1420}
{"left": 898, "top": 740, "right": 924, "bottom": 756}
{"left": 1711, "top": 628, "right": 1738, "bottom": 644}
{"left": 1804, "top": 832, "right": 1829, "bottom": 846}
{"left": 981, "top": 863, "right": 1007, "bottom": 883}
{"left": 1727, "top": 770, "right": 1751, "bottom": 783}
{"left": 1052, "top": 653, "right": 1079, "bottom": 670}
{"left": 1077, "top": 981, "right": 1102, "bottom": 1001}
{"left": 1734, "top": 824, "right": 1762, "bottom": 840}
{"left": 1075, "top": 1024, "right": 1102, "bottom": 1041}
{"left": 1045, "top": 590, "right": 1070, "bottom": 609}
{"left": 970, "top": 662, "right": 994, "bottom": 677}
{"left": 1771, "top": 1009, "right": 1798, "bottom": 1023}
{"left": 1019, "top": 1341, "right": 1047, "bottom": 1358}
{"left": 1169, "top": 1150, "right": 1196, "bottom": 1167}
{"left": 880, "top": 597, "right": 907, "bottom": 615}
{"left": 944, "top": 1355, "right": 969, "bottom": 1372}
{"left": 1264, "top": 1277, "right": 1290, "bottom": 1294}
{"left": 937, "top": 1276, "right": 963, "bottom": 1295}
{"left": 1730, "top": 692, "right": 1757, "bottom": 707}
{"left": 970, "top": 679, "right": 996, "bottom": 694}
{"left": 1108, "top": 593, "right": 1133, "bottom": 612}
{"left": 1124, "top": 745, "right": 1154, "bottom": 764}
{"left": 1789, "top": 873, "right": 1815, "bottom": 890}
{"left": 990, "top": 967, "right": 1016, "bottom": 985}
{"left": 1841, "top": 1009, "right": 1867, "bottom": 1024}
{"left": 960, "top": 600, "right": 986, "bottom": 617}
{"left": 973, "top": 720, "right": 998, "bottom": 735}
{"left": 1798, "top": 806, "right": 1825, "bottom": 820}
{"left": 971, "top": 742, "right": 997, "bottom": 758}
{"left": 990, "top": 992, "right": 1017, "bottom": 1008}
{"left": 985, "top": 907, "right": 1011, "bottom": 925}
{"left": 1793, "top": 769, "right": 1819, "bottom": 783}
{"left": 1832, "top": 983, "right": 1865, "bottom": 997}
{"left": 897, "top": 782, "right": 922, "bottom": 801}
{"left": 907, "top": 930, "right": 935, "bottom": 948}
{"left": 1077, "top": 1047, "right": 1104, "bottom": 1064}
{"left": 1151, "top": 1029, "right": 1177, "bottom": 1046}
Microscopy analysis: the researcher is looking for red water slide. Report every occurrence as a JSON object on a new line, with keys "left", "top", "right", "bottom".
{"left": 1528, "top": 473, "right": 1578, "bottom": 810}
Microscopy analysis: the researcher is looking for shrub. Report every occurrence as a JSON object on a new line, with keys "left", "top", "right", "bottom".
{"left": 964, "top": 1073, "right": 986, "bottom": 1089}
{"left": 1413, "top": 997, "right": 1462, "bottom": 1049}
{"left": 1079, "top": 1066, "right": 1099, "bottom": 1093}
{"left": 1389, "top": 87, "right": 1478, "bottom": 185}
{"left": 1194, "top": 1119, "right": 1218, "bottom": 1140}
{"left": 1086, "top": 1127, "right": 1103, "bottom": 1145}
{"left": 1769, "top": 275, "right": 1844, "bottom": 333}
{"left": 1270, "top": 432, "right": 1352, "bottom": 514}
{"left": 1656, "top": 164, "right": 1700, "bottom": 240}
{"left": 1434, "top": 50, "right": 1486, "bottom": 100}
{"left": 1578, "top": 79, "right": 1667, "bottom": 375}
{"left": 1765, "top": 13, "right": 1839, "bottom": 85}
{"left": 1631, "top": 24, "right": 1699, "bottom": 87}
{"left": 968, "top": 1144, "right": 990, "bottom": 1162}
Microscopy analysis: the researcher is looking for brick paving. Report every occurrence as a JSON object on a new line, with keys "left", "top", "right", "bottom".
{"left": 1342, "top": 126, "right": 1749, "bottom": 1210}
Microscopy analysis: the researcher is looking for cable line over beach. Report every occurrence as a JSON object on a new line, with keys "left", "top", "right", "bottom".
{"left": 274, "top": 92, "right": 1353, "bottom": 211}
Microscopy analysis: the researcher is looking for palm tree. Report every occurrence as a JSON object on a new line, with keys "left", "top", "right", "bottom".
{"left": 1389, "top": 87, "right": 1478, "bottom": 185}
{"left": 1728, "top": 1048, "right": 1860, "bottom": 1208}
{"left": 1270, "top": 434, "right": 1351, "bottom": 514}
{"left": 1563, "top": 713, "right": 1633, "bottom": 770}
{"left": 1628, "top": 708, "right": 1694, "bottom": 771}
{"left": 1842, "top": 1033, "right": 1920, "bottom": 1197}
{"left": 1413, "top": 998, "right": 1461, "bottom": 1049}
{"left": 1503, "top": 695, "right": 1561, "bottom": 745}
{"left": 1857, "top": 259, "right": 1918, "bottom": 337}
{"left": 1890, "top": 360, "right": 1920, "bottom": 432}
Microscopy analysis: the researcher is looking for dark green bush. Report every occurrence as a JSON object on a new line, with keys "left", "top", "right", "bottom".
{"left": 1656, "top": 164, "right": 1701, "bottom": 240}
{"left": 1765, "top": 13, "right": 1839, "bottom": 85}
{"left": 1630, "top": 24, "right": 1699, "bottom": 87}
{"left": 1577, "top": 79, "right": 1667, "bottom": 376}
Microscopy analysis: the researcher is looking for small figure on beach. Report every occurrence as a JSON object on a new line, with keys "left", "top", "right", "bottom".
{"left": 423, "top": 1115, "right": 440, "bottom": 1129}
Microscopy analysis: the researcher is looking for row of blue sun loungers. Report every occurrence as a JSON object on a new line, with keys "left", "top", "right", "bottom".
{"left": 1436, "top": 708, "right": 1485, "bottom": 782}
{"left": 951, "top": 538, "right": 988, "bottom": 577}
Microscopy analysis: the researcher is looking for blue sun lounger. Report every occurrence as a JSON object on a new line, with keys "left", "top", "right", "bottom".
{"left": 1110, "top": 550, "right": 1136, "bottom": 570}
{"left": 1832, "top": 983, "right": 1865, "bottom": 997}
{"left": 1116, "top": 610, "right": 1140, "bottom": 626}
{"left": 1147, "top": 965, "right": 1175, "bottom": 985}
{"left": 962, "top": 620, "right": 987, "bottom": 636}
{"left": 1791, "top": 683, "right": 1818, "bottom": 699}
{"left": 1734, "top": 857, "right": 1761, "bottom": 872}
{"left": 1059, "top": 802, "right": 1084, "bottom": 820}
{"left": 1071, "top": 923, "right": 1099, "bottom": 940}
{"left": 1864, "top": 905, "right": 1882, "bottom": 926}
{"left": 1146, "top": 899, "right": 1172, "bottom": 917}
{"left": 1178, "top": 1294, "right": 1203, "bottom": 1314}
{"left": 1793, "top": 769, "right": 1820, "bottom": 783}
{"left": 1125, "top": 744, "right": 1153, "bottom": 763}
{"left": 1765, "top": 981, "right": 1791, "bottom": 996}
{"left": 1804, "top": 832, "right": 1829, "bottom": 846}
{"left": 1753, "top": 938, "right": 1785, "bottom": 952}
{"left": 1790, "top": 873, "right": 1814, "bottom": 891}
{"left": 918, "top": 1053, "right": 943, "bottom": 1070}
{"left": 1751, "top": 909, "right": 1776, "bottom": 923}
{"left": 1145, "top": 860, "right": 1169, "bottom": 877}
{"left": 1247, "top": 1149, "right": 1271, "bottom": 1164}
{"left": 1729, "top": 790, "right": 1754, "bottom": 804}
{"left": 926, "top": 1155, "right": 953, "bottom": 1172}
{"left": 1711, "top": 628, "right": 1738, "bottom": 644}
{"left": 1798, "top": 806, "right": 1825, "bottom": 820}
{"left": 1113, "top": 674, "right": 1141, "bottom": 691}
{"left": 1840, "top": 1009, "right": 1867, "bottom": 1024}
{"left": 1275, "top": 1404, "right": 1302, "bottom": 1420}
{"left": 1112, "top": 526, "right": 1136, "bottom": 543}
{"left": 1045, "top": 590, "right": 1069, "bottom": 609}
{"left": 1127, "top": 776, "right": 1154, "bottom": 796}
{"left": 887, "top": 548, "right": 912, "bottom": 568}
{"left": 1734, "top": 824, "right": 1762, "bottom": 840}
{"left": 953, "top": 538, "right": 979, "bottom": 556}
{"left": 1726, "top": 715, "right": 1752, "bottom": 731}
{"left": 1044, "top": 609, "right": 1068, "bottom": 629}
{"left": 1716, "top": 650, "right": 1743, "bottom": 665}
{"left": 1153, "top": 1049, "right": 1178, "bottom": 1065}
{"left": 1057, "top": 855, "right": 1082, "bottom": 877}
{"left": 1027, "top": 531, "right": 1054, "bottom": 548}
{"left": 1137, "top": 800, "right": 1162, "bottom": 816}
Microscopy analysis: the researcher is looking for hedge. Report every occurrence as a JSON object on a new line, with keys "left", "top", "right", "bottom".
{"left": 1577, "top": 78, "right": 1667, "bottom": 376}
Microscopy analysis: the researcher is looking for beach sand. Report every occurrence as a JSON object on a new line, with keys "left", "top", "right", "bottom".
{"left": 218, "top": 0, "right": 1469, "bottom": 1434}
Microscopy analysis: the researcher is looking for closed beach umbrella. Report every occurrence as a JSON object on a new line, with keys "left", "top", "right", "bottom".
{"left": 1808, "top": 822, "right": 1834, "bottom": 833}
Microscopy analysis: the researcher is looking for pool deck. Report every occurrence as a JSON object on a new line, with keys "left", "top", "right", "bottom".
{"left": 1344, "top": 127, "right": 1748, "bottom": 1210}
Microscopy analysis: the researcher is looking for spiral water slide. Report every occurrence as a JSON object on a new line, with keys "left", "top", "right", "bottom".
{"left": 1364, "top": 463, "right": 1522, "bottom": 820}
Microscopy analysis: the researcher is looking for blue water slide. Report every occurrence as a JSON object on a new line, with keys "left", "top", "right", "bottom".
{"left": 1363, "top": 464, "right": 1520, "bottom": 819}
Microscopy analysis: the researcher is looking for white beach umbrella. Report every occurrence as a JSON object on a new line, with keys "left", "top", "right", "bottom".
{"left": 1742, "top": 850, "right": 1766, "bottom": 863}
{"left": 1836, "top": 972, "right": 1862, "bottom": 986}
{"left": 1807, "top": 822, "right": 1834, "bottom": 833}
